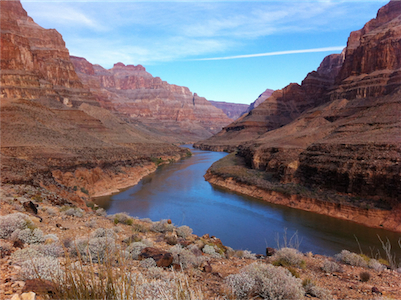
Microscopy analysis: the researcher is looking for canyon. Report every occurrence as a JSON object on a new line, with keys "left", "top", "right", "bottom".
{"left": 70, "top": 56, "right": 232, "bottom": 143}
{"left": 196, "top": 1, "right": 401, "bottom": 230}
{"left": 0, "top": 0, "right": 205, "bottom": 204}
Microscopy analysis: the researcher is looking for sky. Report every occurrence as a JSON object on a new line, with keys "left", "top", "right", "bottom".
{"left": 21, "top": 0, "right": 387, "bottom": 104}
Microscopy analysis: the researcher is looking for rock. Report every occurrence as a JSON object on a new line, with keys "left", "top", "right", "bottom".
{"left": 13, "top": 240, "right": 24, "bottom": 249}
{"left": 11, "top": 294, "right": 21, "bottom": 300}
{"left": 138, "top": 247, "right": 173, "bottom": 268}
{"left": 197, "top": 1, "right": 401, "bottom": 217}
{"left": 70, "top": 56, "right": 232, "bottom": 142}
{"left": 22, "top": 279, "right": 55, "bottom": 295}
{"left": 203, "top": 262, "right": 213, "bottom": 273}
{"left": 372, "top": 287, "right": 381, "bottom": 294}
{"left": 20, "top": 292, "right": 36, "bottom": 300}
{"left": 23, "top": 201, "right": 38, "bottom": 214}
{"left": 266, "top": 247, "right": 276, "bottom": 257}
{"left": 209, "top": 101, "right": 249, "bottom": 120}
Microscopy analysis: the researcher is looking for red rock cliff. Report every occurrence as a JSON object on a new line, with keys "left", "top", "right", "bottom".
{"left": 0, "top": 1, "right": 98, "bottom": 107}
{"left": 71, "top": 57, "right": 232, "bottom": 142}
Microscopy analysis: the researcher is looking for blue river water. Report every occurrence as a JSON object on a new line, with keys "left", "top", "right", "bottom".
{"left": 95, "top": 146, "right": 401, "bottom": 257}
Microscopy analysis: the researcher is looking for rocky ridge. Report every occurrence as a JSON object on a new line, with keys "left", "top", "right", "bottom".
{"left": 70, "top": 56, "right": 232, "bottom": 142}
{"left": 208, "top": 100, "right": 249, "bottom": 120}
{"left": 195, "top": 1, "right": 401, "bottom": 225}
{"left": 0, "top": 0, "right": 189, "bottom": 205}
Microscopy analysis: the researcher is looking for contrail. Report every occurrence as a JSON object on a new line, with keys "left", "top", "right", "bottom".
{"left": 193, "top": 46, "right": 345, "bottom": 61}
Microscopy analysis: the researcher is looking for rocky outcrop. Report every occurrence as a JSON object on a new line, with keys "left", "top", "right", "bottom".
{"left": 70, "top": 57, "right": 232, "bottom": 142}
{"left": 195, "top": 52, "right": 344, "bottom": 151}
{"left": 0, "top": 0, "right": 188, "bottom": 204}
{"left": 0, "top": 1, "right": 98, "bottom": 107}
{"left": 242, "top": 88, "right": 274, "bottom": 115}
{"left": 200, "top": 1, "right": 401, "bottom": 207}
{"left": 208, "top": 100, "right": 249, "bottom": 120}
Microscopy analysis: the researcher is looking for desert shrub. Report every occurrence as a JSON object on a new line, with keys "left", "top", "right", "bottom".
{"left": 176, "top": 225, "right": 193, "bottom": 238}
{"left": 12, "top": 247, "right": 42, "bottom": 263}
{"left": 225, "top": 246, "right": 236, "bottom": 258}
{"left": 109, "top": 212, "right": 133, "bottom": 225}
{"left": 140, "top": 258, "right": 157, "bottom": 269}
{"left": 32, "top": 243, "right": 64, "bottom": 258}
{"left": 169, "top": 244, "right": 206, "bottom": 269}
{"left": 141, "top": 238, "right": 153, "bottom": 247}
{"left": 63, "top": 207, "right": 84, "bottom": 218}
{"left": 140, "top": 218, "right": 153, "bottom": 223}
{"left": 147, "top": 266, "right": 165, "bottom": 280}
{"left": 86, "top": 219, "right": 97, "bottom": 228}
{"left": 95, "top": 207, "right": 107, "bottom": 216}
{"left": 202, "top": 244, "right": 223, "bottom": 258}
{"left": 151, "top": 219, "right": 175, "bottom": 233}
{"left": 0, "top": 213, "right": 30, "bottom": 239}
{"left": 360, "top": 271, "right": 371, "bottom": 282}
{"left": 132, "top": 223, "right": 148, "bottom": 233}
{"left": 303, "top": 280, "right": 332, "bottom": 300}
{"left": 21, "top": 256, "right": 62, "bottom": 281}
{"left": 335, "top": 250, "right": 367, "bottom": 267}
{"left": 11, "top": 228, "right": 45, "bottom": 244}
{"left": 322, "top": 259, "right": 341, "bottom": 273}
{"left": 69, "top": 238, "right": 89, "bottom": 257}
{"left": 272, "top": 247, "right": 305, "bottom": 268}
{"left": 90, "top": 228, "right": 116, "bottom": 239}
{"left": 225, "top": 262, "right": 303, "bottom": 299}
{"left": 126, "top": 242, "right": 147, "bottom": 260}
{"left": 87, "top": 237, "right": 116, "bottom": 263}
{"left": 225, "top": 272, "right": 256, "bottom": 299}
{"left": 368, "top": 258, "right": 385, "bottom": 271}
{"left": 44, "top": 234, "right": 59, "bottom": 243}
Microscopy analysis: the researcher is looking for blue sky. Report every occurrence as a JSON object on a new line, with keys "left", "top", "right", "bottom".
{"left": 21, "top": 0, "right": 387, "bottom": 104}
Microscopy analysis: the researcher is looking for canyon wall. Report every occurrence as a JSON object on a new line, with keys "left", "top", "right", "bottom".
{"left": 208, "top": 100, "right": 249, "bottom": 120}
{"left": 0, "top": 0, "right": 189, "bottom": 204}
{"left": 71, "top": 57, "right": 232, "bottom": 142}
{"left": 198, "top": 1, "right": 401, "bottom": 207}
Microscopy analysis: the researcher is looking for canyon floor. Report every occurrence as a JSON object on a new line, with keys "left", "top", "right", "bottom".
{"left": 1, "top": 184, "right": 400, "bottom": 300}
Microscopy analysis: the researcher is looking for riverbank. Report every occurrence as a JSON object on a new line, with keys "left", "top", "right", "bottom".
{"left": 1, "top": 184, "right": 400, "bottom": 300}
{"left": 205, "top": 153, "right": 401, "bottom": 233}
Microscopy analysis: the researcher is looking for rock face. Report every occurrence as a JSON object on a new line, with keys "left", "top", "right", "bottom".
{"left": 198, "top": 1, "right": 401, "bottom": 206}
{"left": 242, "top": 88, "right": 274, "bottom": 115}
{"left": 70, "top": 57, "right": 232, "bottom": 142}
{"left": 0, "top": 0, "right": 188, "bottom": 202}
{"left": 208, "top": 100, "right": 249, "bottom": 120}
{"left": 0, "top": 1, "right": 98, "bottom": 107}
{"left": 195, "top": 52, "right": 345, "bottom": 151}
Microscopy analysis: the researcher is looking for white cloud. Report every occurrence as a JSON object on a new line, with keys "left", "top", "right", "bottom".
{"left": 192, "top": 46, "right": 345, "bottom": 61}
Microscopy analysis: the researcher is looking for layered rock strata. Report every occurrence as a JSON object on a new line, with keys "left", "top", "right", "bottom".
{"left": 71, "top": 57, "right": 232, "bottom": 142}
{"left": 0, "top": 0, "right": 188, "bottom": 204}
{"left": 199, "top": 1, "right": 401, "bottom": 211}
{"left": 195, "top": 52, "right": 345, "bottom": 151}
{"left": 208, "top": 100, "right": 249, "bottom": 120}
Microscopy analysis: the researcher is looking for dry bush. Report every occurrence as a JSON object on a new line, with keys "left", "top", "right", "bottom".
{"left": 176, "top": 225, "right": 193, "bottom": 238}
{"left": 0, "top": 213, "right": 30, "bottom": 239}
{"left": 335, "top": 250, "right": 367, "bottom": 267}
{"left": 272, "top": 247, "right": 305, "bottom": 268}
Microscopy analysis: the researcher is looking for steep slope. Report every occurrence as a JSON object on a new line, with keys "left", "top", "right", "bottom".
{"left": 202, "top": 1, "right": 401, "bottom": 229}
{"left": 195, "top": 52, "right": 344, "bottom": 151}
{"left": 0, "top": 0, "right": 188, "bottom": 201}
{"left": 71, "top": 57, "right": 232, "bottom": 142}
{"left": 208, "top": 100, "right": 249, "bottom": 120}
{"left": 242, "top": 88, "right": 274, "bottom": 115}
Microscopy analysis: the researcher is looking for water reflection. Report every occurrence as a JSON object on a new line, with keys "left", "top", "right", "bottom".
{"left": 95, "top": 146, "right": 401, "bottom": 257}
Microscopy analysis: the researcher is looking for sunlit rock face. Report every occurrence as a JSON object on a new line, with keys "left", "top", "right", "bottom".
{"left": 71, "top": 57, "right": 233, "bottom": 142}
{"left": 0, "top": 0, "right": 98, "bottom": 107}
{"left": 198, "top": 1, "right": 401, "bottom": 203}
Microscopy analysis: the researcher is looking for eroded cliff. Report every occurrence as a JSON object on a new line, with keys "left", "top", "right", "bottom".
{"left": 0, "top": 0, "right": 189, "bottom": 204}
{"left": 71, "top": 57, "right": 232, "bottom": 143}
{"left": 198, "top": 1, "right": 401, "bottom": 214}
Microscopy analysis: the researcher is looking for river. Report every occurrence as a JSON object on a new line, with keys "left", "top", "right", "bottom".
{"left": 95, "top": 146, "right": 401, "bottom": 258}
